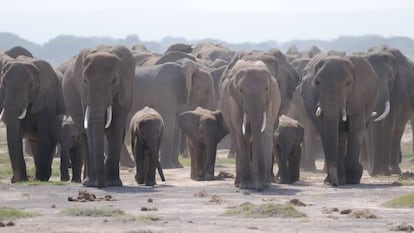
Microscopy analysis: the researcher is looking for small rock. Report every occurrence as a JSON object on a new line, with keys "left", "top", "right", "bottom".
{"left": 340, "top": 209, "right": 352, "bottom": 215}
{"left": 6, "top": 222, "right": 15, "bottom": 227}
{"left": 327, "top": 215, "right": 339, "bottom": 220}
{"left": 188, "top": 220, "right": 194, "bottom": 223}
{"left": 392, "top": 181, "right": 403, "bottom": 186}
{"left": 391, "top": 223, "right": 414, "bottom": 232}
{"left": 217, "top": 171, "right": 235, "bottom": 179}
{"left": 348, "top": 209, "right": 378, "bottom": 219}
{"left": 67, "top": 197, "right": 75, "bottom": 202}
{"left": 289, "top": 198, "right": 306, "bottom": 207}
{"left": 51, "top": 204, "right": 56, "bottom": 208}
{"left": 323, "top": 207, "right": 339, "bottom": 214}
{"left": 243, "top": 191, "right": 250, "bottom": 195}
{"left": 103, "top": 219, "right": 108, "bottom": 223}
{"left": 104, "top": 195, "right": 112, "bottom": 200}
{"left": 209, "top": 195, "right": 223, "bottom": 204}
{"left": 0, "top": 222, "right": 5, "bottom": 227}
{"left": 193, "top": 190, "right": 208, "bottom": 197}
{"left": 141, "top": 207, "right": 148, "bottom": 211}
{"left": 247, "top": 226, "right": 259, "bottom": 230}
{"left": 148, "top": 208, "right": 158, "bottom": 211}
{"left": 147, "top": 198, "right": 153, "bottom": 203}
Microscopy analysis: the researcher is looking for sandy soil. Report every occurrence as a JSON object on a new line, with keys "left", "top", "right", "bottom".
{"left": 0, "top": 149, "right": 413, "bottom": 233}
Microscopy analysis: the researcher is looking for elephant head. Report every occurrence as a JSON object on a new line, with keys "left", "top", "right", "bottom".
{"left": 80, "top": 46, "right": 134, "bottom": 187}
{"left": 178, "top": 107, "right": 228, "bottom": 180}
{"left": 301, "top": 54, "right": 379, "bottom": 185}
{"left": 181, "top": 59, "right": 216, "bottom": 110}
{"left": 274, "top": 115, "right": 303, "bottom": 184}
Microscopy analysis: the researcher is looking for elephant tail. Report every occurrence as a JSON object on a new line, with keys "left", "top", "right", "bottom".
{"left": 157, "top": 160, "right": 165, "bottom": 182}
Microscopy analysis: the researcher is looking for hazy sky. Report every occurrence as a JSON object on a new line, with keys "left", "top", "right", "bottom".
{"left": 2, "top": 0, "right": 414, "bottom": 44}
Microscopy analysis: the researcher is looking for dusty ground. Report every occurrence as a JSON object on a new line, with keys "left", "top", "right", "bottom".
{"left": 0, "top": 150, "right": 413, "bottom": 233}
{"left": 0, "top": 124, "right": 413, "bottom": 233}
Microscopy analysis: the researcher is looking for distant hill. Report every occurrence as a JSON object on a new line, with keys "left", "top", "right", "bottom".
{"left": 1, "top": 33, "right": 414, "bottom": 66}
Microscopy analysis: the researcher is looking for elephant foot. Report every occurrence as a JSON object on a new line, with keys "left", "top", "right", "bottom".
{"left": 11, "top": 175, "right": 28, "bottom": 183}
{"left": 71, "top": 178, "right": 82, "bottom": 183}
{"left": 61, "top": 175, "right": 70, "bottom": 182}
{"left": 105, "top": 178, "right": 123, "bottom": 187}
{"left": 135, "top": 174, "right": 145, "bottom": 184}
{"left": 238, "top": 181, "right": 255, "bottom": 190}
{"left": 369, "top": 167, "right": 391, "bottom": 177}
{"left": 83, "top": 178, "right": 96, "bottom": 187}
{"left": 205, "top": 174, "right": 215, "bottom": 181}
{"left": 324, "top": 174, "right": 340, "bottom": 187}
{"left": 389, "top": 165, "right": 401, "bottom": 175}
{"left": 145, "top": 180, "right": 156, "bottom": 186}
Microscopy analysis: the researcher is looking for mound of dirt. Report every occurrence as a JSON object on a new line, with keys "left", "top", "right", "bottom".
{"left": 67, "top": 191, "right": 115, "bottom": 202}
{"left": 340, "top": 209, "right": 379, "bottom": 219}
{"left": 289, "top": 199, "right": 307, "bottom": 207}
{"left": 390, "top": 223, "right": 414, "bottom": 232}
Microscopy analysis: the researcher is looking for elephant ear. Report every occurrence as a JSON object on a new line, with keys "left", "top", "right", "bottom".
{"left": 177, "top": 110, "right": 201, "bottom": 140}
{"left": 347, "top": 55, "right": 379, "bottom": 114}
{"left": 212, "top": 111, "right": 228, "bottom": 142}
{"left": 30, "top": 59, "right": 58, "bottom": 113}
{"left": 182, "top": 58, "right": 198, "bottom": 104}
{"left": 110, "top": 46, "right": 136, "bottom": 107}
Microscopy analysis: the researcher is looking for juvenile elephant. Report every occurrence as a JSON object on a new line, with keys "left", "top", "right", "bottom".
{"left": 51, "top": 115, "right": 86, "bottom": 182}
{"left": 220, "top": 55, "right": 281, "bottom": 190}
{"left": 130, "top": 107, "right": 165, "bottom": 186}
{"left": 0, "top": 54, "right": 65, "bottom": 182}
{"left": 300, "top": 54, "right": 379, "bottom": 186}
{"left": 129, "top": 59, "right": 216, "bottom": 169}
{"left": 62, "top": 45, "right": 135, "bottom": 188}
{"left": 178, "top": 107, "right": 228, "bottom": 181}
{"left": 273, "top": 115, "right": 303, "bottom": 184}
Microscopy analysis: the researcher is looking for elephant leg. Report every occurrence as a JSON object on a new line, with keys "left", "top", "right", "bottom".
{"left": 188, "top": 143, "right": 197, "bottom": 180}
{"left": 301, "top": 122, "right": 317, "bottom": 171}
{"left": 235, "top": 134, "right": 253, "bottom": 189}
{"left": 105, "top": 128, "right": 123, "bottom": 186}
{"left": 344, "top": 115, "right": 365, "bottom": 184}
{"left": 159, "top": 116, "right": 176, "bottom": 169}
{"left": 145, "top": 149, "right": 157, "bottom": 186}
{"left": 35, "top": 131, "right": 55, "bottom": 181}
{"left": 133, "top": 139, "right": 145, "bottom": 184}
{"left": 60, "top": 146, "right": 71, "bottom": 182}
{"left": 172, "top": 123, "right": 183, "bottom": 168}
{"left": 6, "top": 123, "right": 28, "bottom": 183}
{"left": 411, "top": 114, "right": 414, "bottom": 153}
{"left": 389, "top": 112, "right": 409, "bottom": 174}
{"left": 180, "top": 133, "right": 188, "bottom": 158}
{"left": 371, "top": 114, "right": 395, "bottom": 176}
{"left": 337, "top": 133, "right": 347, "bottom": 185}
{"left": 228, "top": 141, "right": 236, "bottom": 158}
{"left": 290, "top": 144, "right": 301, "bottom": 183}
{"left": 71, "top": 147, "right": 83, "bottom": 183}
{"left": 78, "top": 134, "right": 89, "bottom": 180}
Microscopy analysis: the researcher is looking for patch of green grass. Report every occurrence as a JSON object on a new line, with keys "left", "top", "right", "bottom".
{"left": 16, "top": 181, "right": 67, "bottom": 186}
{"left": 403, "top": 153, "right": 414, "bottom": 160}
{"left": 0, "top": 207, "right": 36, "bottom": 220}
{"left": 383, "top": 193, "right": 414, "bottom": 208}
{"left": 221, "top": 202, "right": 306, "bottom": 218}
{"left": 179, "top": 157, "right": 190, "bottom": 167}
{"left": 63, "top": 207, "right": 126, "bottom": 218}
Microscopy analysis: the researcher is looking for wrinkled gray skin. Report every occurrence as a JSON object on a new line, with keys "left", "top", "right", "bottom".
{"left": 362, "top": 47, "right": 414, "bottom": 176}
{"left": 178, "top": 107, "right": 228, "bottom": 181}
{"left": 273, "top": 115, "right": 303, "bottom": 184}
{"left": 130, "top": 107, "right": 165, "bottom": 186}
{"left": 127, "top": 59, "right": 216, "bottom": 169}
{"left": 51, "top": 115, "right": 85, "bottom": 182}
{"left": 0, "top": 54, "right": 65, "bottom": 183}
{"left": 62, "top": 45, "right": 135, "bottom": 188}
{"left": 300, "top": 54, "right": 379, "bottom": 186}
{"left": 220, "top": 56, "right": 281, "bottom": 190}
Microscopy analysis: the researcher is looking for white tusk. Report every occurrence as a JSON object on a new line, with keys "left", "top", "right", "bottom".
{"left": 261, "top": 112, "right": 266, "bottom": 133}
{"left": 315, "top": 107, "right": 322, "bottom": 117}
{"left": 371, "top": 112, "right": 377, "bottom": 117}
{"left": 373, "top": 100, "right": 390, "bottom": 122}
{"left": 341, "top": 108, "right": 347, "bottom": 122}
{"left": 18, "top": 108, "right": 27, "bottom": 120}
{"left": 105, "top": 106, "right": 112, "bottom": 129}
{"left": 0, "top": 109, "right": 4, "bottom": 121}
{"left": 242, "top": 113, "right": 247, "bottom": 135}
{"left": 84, "top": 106, "right": 90, "bottom": 129}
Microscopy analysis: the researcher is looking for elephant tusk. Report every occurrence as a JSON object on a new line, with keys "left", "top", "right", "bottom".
{"left": 105, "top": 106, "right": 112, "bottom": 129}
{"left": 371, "top": 112, "right": 377, "bottom": 117}
{"left": 84, "top": 106, "right": 90, "bottom": 129}
{"left": 261, "top": 112, "right": 266, "bottom": 133}
{"left": 18, "top": 108, "right": 27, "bottom": 120}
{"left": 315, "top": 106, "right": 322, "bottom": 117}
{"left": 341, "top": 108, "right": 347, "bottom": 122}
{"left": 0, "top": 109, "right": 4, "bottom": 121}
{"left": 373, "top": 100, "right": 390, "bottom": 122}
{"left": 242, "top": 113, "right": 247, "bottom": 135}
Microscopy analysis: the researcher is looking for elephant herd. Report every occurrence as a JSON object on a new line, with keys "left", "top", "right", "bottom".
{"left": 0, "top": 42, "right": 413, "bottom": 191}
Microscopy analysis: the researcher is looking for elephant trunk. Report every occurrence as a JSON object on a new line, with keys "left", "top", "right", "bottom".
{"left": 321, "top": 110, "right": 340, "bottom": 186}
{"left": 278, "top": 143, "right": 293, "bottom": 184}
{"left": 4, "top": 117, "right": 27, "bottom": 182}
{"left": 86, "top": 107, "right": 106, "bottom": 188}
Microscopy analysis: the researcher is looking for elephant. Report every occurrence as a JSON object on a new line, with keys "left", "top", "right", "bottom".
{"left": 361, "top": 47, "right": 414, "bottom": 176}
{"left": 4, "top": 46, "right": 33, "bottom": 59}
{"left": 51, "top": 115, "right": 85, "bottom": 182}
{"left": 155, "top": 51, "right": 196, "bottom": 65}
{"left": 299, "top": 54, "right": 379, "bottom": 186}
{"left": 0, "top": 54, "right": 65, "bottom": 182}
{"left": 130, "top": 107, "right": 165, "bottom": 186}
{"left": 127, "top": 58, "right": 216, "bottom": 169}
{"left": 285, "top": 45, "right": 322, "bottom": 62}
{"left": 130, "top": 44, "right": 161, "bottom": 66}
{"left": 165, "top": 43, "right": 193, "bottom": 54}
{"left": 220, "top": 55, "right": 281, "bottom": 190}
{"left": 192, "top": 42, "right": 235, "bottom": 62}
{"left": 273, "top": 115, "right": 303, "bottom": 184}
{"left": 62, "top": 45, "right": 135, "bottom": 188}
{"left": 178, "top": 107, "right": 228, "bottom": 181}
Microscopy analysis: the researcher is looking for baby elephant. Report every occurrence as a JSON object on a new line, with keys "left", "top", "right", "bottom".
{"left": 130, "top": 107, "right": 165, "bottom": 186}
{"left": 273, "top": 115, "right": 304, "bottom": 184}
{"left": 52, "top": 115, "right": 86, "bottom": 182}
{"left": 178, "top": 107, "right": 228, "bottom": 181}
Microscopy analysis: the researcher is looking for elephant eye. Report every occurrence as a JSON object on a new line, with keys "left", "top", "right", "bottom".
{"left": 239, "top": 88, "right": 243, "bottom": 93}
{"left": 315, "top": 80, "right": 320, "bottom": 85}
{"left": 265, "top": 87, "right": 269, "bottom": 91}
{"left": 83, "top": 79, "right": 87, "bottom": 84}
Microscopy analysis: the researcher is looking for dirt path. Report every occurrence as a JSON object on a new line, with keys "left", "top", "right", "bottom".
{"left": 0, "top": 151, "right": 413, "bottom": 233}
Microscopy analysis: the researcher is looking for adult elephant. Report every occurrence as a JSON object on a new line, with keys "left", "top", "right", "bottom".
{"left": 62, "top": 45, "right": 135, "bottom": 188}
{"left": 129, "top": 59, "right": 215, "bottom": 168}
{"left": 363, "top": 48, "right": 414, "bottom": 175}
{"left": 220, "top": 54, "right": 281, "bottom": 190}
{"left": 4, "top": 46, "right": 33, "bottom": 59}
{"left": 192, "top": 42, "right": 235, "bottom": 62}
{"left": 0, "top": 54, "right": 65, "bottom": 182}
{"left": 300, "top": 54, "right": 379, "bottom": 186}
